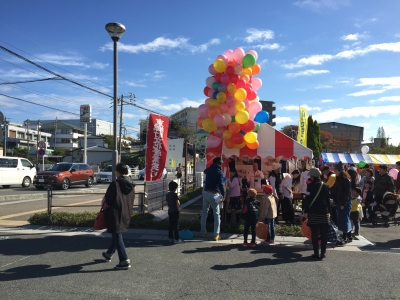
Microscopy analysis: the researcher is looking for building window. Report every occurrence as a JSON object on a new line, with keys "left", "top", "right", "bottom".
{"left": 331, "top": 125, "right": 338, "bottom": 129}
{"left": 61, "top": 129, "right": 71, "bottom": 134}
{"left": 61, "top": 139, "right": 71, "bottom": 143}
{"left": 18, "top": 132, "right": 25, "bottom": 139}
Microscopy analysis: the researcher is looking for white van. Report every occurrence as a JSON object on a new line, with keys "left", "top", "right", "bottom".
{"left": 0, "top": 156, "right": 36, "bottom": 188}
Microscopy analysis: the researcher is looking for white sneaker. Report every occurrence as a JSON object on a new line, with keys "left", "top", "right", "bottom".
{"left": 174, "top": 239, "right": 185, "bottom": 244}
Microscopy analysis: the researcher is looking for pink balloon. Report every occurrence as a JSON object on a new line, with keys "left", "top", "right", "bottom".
{"left": 244, "top": 99, "right": 250, "bottom": 109}
{"left": 220, "top": 74, "right": 231, "bottom": 84}
{"left": 227, "top": 106, "right": 237, "bottom": 116}
{"left": 217, "top": 54, "right": 228, "bottom": 65}
{"left": 226, "top": 95, "right": 235, "bottom": 106}
{"left": 214, "top": 127, "right": 225, "bottom": 137}
{"left": 223, "top": 49, "right": 233, "bottom": 61}
{"left": 232, "top": 48, "right": 245, "bottom": 63}
{"left": 219, "top": 103, "right": 228, "bottom": 113}
{"left": 223, "top": 113, "right": 232, "bottom": 126}
{"left": 246, "top": 50, "right": 258, "bottom": 60}
{"left": 208, "top": 64, "right": 217, "bottom": 75}
{"left": 206, "top": 76, "right": 216, "bottom": 88}
{"left": 248, "top": 101, "right": 262, "bottom": 116}
{"left": 207, "top": 89, "right": 214, "bottom": 98}
{"left": 207, "top": 135, "right": 221, "bottom": 148}
{"left": 389, "top": 168, "right": 399, "bottom": 180}
{"left": 198, "top": 104, "right": 209, "bottom": 118}
{"left": 214, "top": 114, "right": 226, "bottom": 127}
{"left": 236, "top": 79, "right": 246, "bottom": 89}
{"left": 252, "top": 78, "right": 262, "bottom": 91}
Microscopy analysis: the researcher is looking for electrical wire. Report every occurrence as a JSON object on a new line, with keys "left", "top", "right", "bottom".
{"left": 0, "top": 77, "right": 61, "bottom": 85}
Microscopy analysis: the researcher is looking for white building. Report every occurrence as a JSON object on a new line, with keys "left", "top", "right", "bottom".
{"left": 169, "top": 107, "right": 198, "bottom": 129}
{"left": 41, "top": 120, "right": 86, "bottom": 150}
{"left": 36, "top": 119, "right": 113, "bottom": 136}
{"left": 165, "top": 138, "right": 184, "bottom": 171}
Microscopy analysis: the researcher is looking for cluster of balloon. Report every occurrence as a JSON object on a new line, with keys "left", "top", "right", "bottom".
{"left": 198, "top": 48, "right": 270, "bottom": 150}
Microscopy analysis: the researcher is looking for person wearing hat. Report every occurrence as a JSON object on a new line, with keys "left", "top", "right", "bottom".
{"left": 269, "top": 162, "right": 283, "bottom": 224}
{"left": 372, "top": 164, "right": 395, "bottom": 220}
{"left": 350, "top": 187, "right": 363, "bottom": 236}
{"left": 333, "top": 162, "right": 352, "bottom": 244}
{"left": 303, "top": 168, "right": 330, "bottom": 259}
{"left": 260, "top": 184, "right": 277, "bottom": 244}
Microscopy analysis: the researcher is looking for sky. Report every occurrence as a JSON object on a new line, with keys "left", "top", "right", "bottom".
{"left": 0, "top": 0, "right": 399, "bottom": 145}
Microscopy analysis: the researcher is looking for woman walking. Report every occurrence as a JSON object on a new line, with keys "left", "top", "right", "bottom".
{"left": 303, "top": 168, "right": 330, "bottom": 259}
{"left": 334, "top": 162, "right": 352, "bottom": 245}
{"left": 102, "top": 163, "right": 135, "bottom": 270}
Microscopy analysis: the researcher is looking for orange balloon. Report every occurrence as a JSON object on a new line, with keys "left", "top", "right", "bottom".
{"left": 228, "top": 61, "right": 236, "bottom": 67}
{"left": 242, "top": 68, "right": 252, "bottom": 76}
{"left": 227, "top": 83, "right": 237, "bottom": 94}
{"left": 251, "top": 64, "right": 261, "bottom": 75}
{"left": 197, "top": 117, "right": 205, "bottom": 127}
{"left": 246, "top": 140, "right": 259, "bottom": 150}
{"left": 205, "top": 98, "right": 212, "bottom": 106}
{"left": 228, "top": 122, "right": 241, "bottom": 134}
{"left": 235, "top": 142, "right": 246, "bottom": 149}
{"left": 224, "top": 139, "right": 235, "bottom": 149}
{"left": 222, "top": 130, "right": 232, "bottom": 140}
{"left": 208, "top": 107, "right": 220, "bottom": 119}
{"left": 240, "top": 74, "right": 250, "bottom": 83}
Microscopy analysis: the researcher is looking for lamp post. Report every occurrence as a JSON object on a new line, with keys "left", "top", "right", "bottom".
{"left": 105, "top": 22, "right": 126, "bottom": 181}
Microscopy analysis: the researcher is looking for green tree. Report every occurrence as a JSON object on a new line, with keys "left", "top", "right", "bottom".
{"left": 14, "top": 146, "right": 29, "bottom": 158}
{"left": 307, "top": 116, "right": 315, "bottom": 158}
{"left": 53, "top": 148, "right": 66, "bottom": 156}
{"left": 101, "top": 134, "right": 114, "bottom": 149}
{"left": 376, "top": 127, "right": 387, "bottom": 148}
{"left": 313, "top": 120, "right": 322, "bottom": 159}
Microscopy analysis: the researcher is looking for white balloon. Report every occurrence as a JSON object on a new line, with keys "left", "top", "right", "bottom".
{"left": 361, "top": 145, "right": 369, "bottom": 154}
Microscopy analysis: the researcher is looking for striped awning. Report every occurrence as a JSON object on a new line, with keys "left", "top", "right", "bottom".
{"left": 368, "top": 154, "right": 400, "bottom": 165}
{"left": 321, "top": 153, "right": 373, "bottom": 164}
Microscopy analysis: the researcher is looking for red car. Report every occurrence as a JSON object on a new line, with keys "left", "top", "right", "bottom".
{"left": 33, "top": 162, "right": 94, "bottom": 190}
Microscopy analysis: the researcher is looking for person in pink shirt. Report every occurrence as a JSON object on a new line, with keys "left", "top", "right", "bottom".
{"left": 227, "top": 169, "right": 242, "bottom": 223}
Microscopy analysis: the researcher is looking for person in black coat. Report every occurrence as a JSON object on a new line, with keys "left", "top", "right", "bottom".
{"left": 102, "top": 163, "right": 135, "bottom": 270}
{"left": 242, "top": 188, "right": 260, "bottom": 247}
{"left": 303, "top": 168, "right": 330, "bottom": 259}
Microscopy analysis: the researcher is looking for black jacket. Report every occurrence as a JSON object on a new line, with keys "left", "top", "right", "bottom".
{"left": 303, "top": 179, "right": 330, "bottom": 215}
{"left": 244, "top": 197, "right": 260, "bottom": 220}
{"left": 105, "top": 176, "right": 135, "bottom": 234}
{"left": 204, "top": 163, "right": 225, "bottom": 196}
{"left": 373, "top": 173, "right": 394, "bottom": 199}
{"left": 335, "top": 178, "right": 352, "bottom": 206}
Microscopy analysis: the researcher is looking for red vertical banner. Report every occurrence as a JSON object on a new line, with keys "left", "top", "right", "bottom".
{"left": 145, "top": 114, "right": 169, "bottom": 181}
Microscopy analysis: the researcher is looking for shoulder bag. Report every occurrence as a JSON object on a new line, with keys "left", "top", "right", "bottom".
{"left": 309, "top": 182, "right": 324, "bottom": 209}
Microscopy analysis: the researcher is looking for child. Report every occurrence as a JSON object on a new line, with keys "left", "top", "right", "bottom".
{"left": 243, "top": 188, "right": 260, "bottom": 247}
{"left": 350, "top": 187, "right": 364, "bottom": 236}
{"left": 260, "top": 184, "right": 277, "bottom": 244}
{"left": 166, "top": 181, "right": 184, "bottom": 244}
{"left": 362, "top": 181, "right": 374, "bottom": 221}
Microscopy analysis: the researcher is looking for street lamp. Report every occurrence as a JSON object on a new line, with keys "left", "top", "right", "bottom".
{"left": 105, "top": 22, "right": 126, "bottom": 181}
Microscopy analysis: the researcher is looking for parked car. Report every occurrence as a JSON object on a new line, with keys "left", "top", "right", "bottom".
{"left": 97, "top": 165, "right": 132, "bottom": 183}
{"left": 33, "top": 162, "right": 94, "bottom": 190}
{"left": 0, "top": 156, "right": 36, "bottom": 188}
{"left": 138, "top": 168, "right": 167, "bottom": 180}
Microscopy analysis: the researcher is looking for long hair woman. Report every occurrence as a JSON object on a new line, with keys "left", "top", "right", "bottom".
{"left": 334, "top": 162, "right": 352, "bottom": 245}
{"left": 303, "top": 168, "right": 330, "bottom": 259}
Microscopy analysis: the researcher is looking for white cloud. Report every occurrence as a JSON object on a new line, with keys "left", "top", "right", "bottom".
{"left": 275, "top": 117, "right": 294, "bottom": 124}
{"left": 259, "top": 59, "right": 268, "bottom": 66}
{"left": 181, "top": 98, "right": 203, "bottom": 108}
{"left": 145, "top": 70, "right": 165, "bottom": 80}
{"left": 35, "top": 53, "right": 87, "bottom": 67}
{"left": 244, "top": 28, "right": 274, "bottom": 43}
{"left": 0, "top": 95, "right": 18, "bottom": 108}
{"left": 396, "top": 33, "right": 400, "bottom": 38}
{"left": 321, "top": 99, "right": 334, "bottom": 103}
{"left": 281, "top": 104, "right": 322, "bottom": 111}
{"left": 253, "top": 43, "right": 281, "bottom": 50}
{"left": 355, "top": 77, "right": 400, "bottom": 90}
{"left": 0, "top": 69, "right": 47, "bottom": 79}
{"left": 293, "top": 0, "right": 349, "bottom": 11}
{"left": 315, "top": 85, "right": 332, "bottom": 89}
{"left": 282, "top": 42, "right": 400, "bottom": 68}
{"left": 313, "top": 105, "right": 400, "bottom": 122}
{"left": 357, "top": 122, "right": 370, "bottom": 129}
{"left": 370, "top": 96, "right": 400, "bottom": 103}
{"left": 341, "top": 33, "right": 367, "bottom": 41}
{"left": 91, "top": 62, "right": 109, "bottom": 69}
{"left": 123, "top": 113, "right": 140, "bottom": 119}
{"left": 125, "top": 81, "right": 146, "bottom": 88}
{"left": 100, "top": 37, "right": 220, "bottom": 54}
{"left": 347, "top": 90, "right": 386, "bottom": 97}
{"left": 286, "top": 69, "right": 329, "bottom": 77}
{"left": 0, "top": 85, "right": 13, "bottom": 92}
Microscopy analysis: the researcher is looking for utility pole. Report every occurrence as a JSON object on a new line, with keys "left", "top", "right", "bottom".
{"left": 36, "top": 120, "right": 41, "bottom": 164}
{"left": 2, "top": 118, "right": 8, "bottom": 156}
{"left": 53, "top": 117, "right": 58, "bottom": 150}
{"left": 24, "top": 119, "right": 30, "bottom": 156}
{"left": 119, "top": 94, "right": 124, "bottom": 161}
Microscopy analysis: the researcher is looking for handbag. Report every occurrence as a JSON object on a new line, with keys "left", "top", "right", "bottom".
{"left": 327, "top": 220, "right": 340, "bottom": 242}
{"left": 93, "top": 204, "right": 107, "bottom": 230}
{"left": 256, "top": 222, "right": 268, "bottom": 240}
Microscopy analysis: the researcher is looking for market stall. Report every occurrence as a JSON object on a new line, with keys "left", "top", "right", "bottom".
{"left": 320, "top": 153, "right": 400, "bottom": 167}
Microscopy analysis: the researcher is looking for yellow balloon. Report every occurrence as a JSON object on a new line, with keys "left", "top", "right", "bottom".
{"left": 244, "top": 132, "right": 257, "bottom": 143}
{"left": 213, "top": 59, "right": 226, "bottom": 73}
{"left": 234, "top": 88, "right": 247, "bottom": 102}
{"left": 235, "top": 110, "right": 249, "bottom": 124}
{"left": 222, "top": 130, "right": 232, "bottom": 140}
{"left": 202, "top": 118, "right": 217, "bottom": 132}
{"left": 209, "top": 99, "right": 220, "bottom": 107}
{"left": 205, "top": 98, "right": 212, "bottom": 106}
{"left": 242, "top": 68, "right": 253, "bottom": 76}
{"left": 235, "top": 101, "right": 246, "bottom": 111}
{"left": 216, "top": 92, "right": 226, "bottom": 103}
{"left": 227, "top": 83, "right": 237, "bottom": 94}
{"left": 235, "top": 142, "right": 246, "bottom": 149}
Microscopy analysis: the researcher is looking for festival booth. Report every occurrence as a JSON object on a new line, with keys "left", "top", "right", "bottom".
{"left": 320, "top": 153, "right": 400, "bottom": 168}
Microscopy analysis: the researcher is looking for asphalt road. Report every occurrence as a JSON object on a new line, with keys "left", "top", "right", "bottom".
{"left": 0, "top": 232, "right": 399, "bottom": 300}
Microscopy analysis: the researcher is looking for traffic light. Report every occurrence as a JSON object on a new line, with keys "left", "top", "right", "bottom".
{"left": 259, "top": 100, "right": 276, "bottom": 126}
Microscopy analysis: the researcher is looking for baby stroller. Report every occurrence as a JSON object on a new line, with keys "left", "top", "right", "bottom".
{"left": 373, "top": 192, "right": 399, "bottom": 227}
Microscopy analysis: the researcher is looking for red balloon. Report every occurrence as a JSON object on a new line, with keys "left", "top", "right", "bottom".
{"left": 226, "top": 66, "right": 235, "bottom": 76}
{"left": 214, "top": 73, "right": 222, "bottom": 82}
{"left": 236, "top": 79, "right": 246, "bottom": 89}
{"left": 221, "top": 74, "right": 231, "bottom": 84}
{"left": 204, "top": 86, "right": 210, "bottom": 97}
{"left": 230, "top": 74, "right": 239, "bottom": 84}
{"left": 224, "top": 139, "right": 235, "bottom": 149}
{"left": 248, "top": 90, "right": 257, "bottom": 100}
{"left": 245, "top": 86, "right": 252, "bottom": 95}
{"left": 232, "top": 133, "right": 244, "bottom": 144}
{"left": 240, "top": 120, "right": 255, "bottom": 132}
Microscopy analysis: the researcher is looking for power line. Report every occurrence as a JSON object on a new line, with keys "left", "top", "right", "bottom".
{"left": 0, "top": 45, "right": 112, "bottom": 98}
{"left": 0, "top": 77, "right": 61, "bottom": 85}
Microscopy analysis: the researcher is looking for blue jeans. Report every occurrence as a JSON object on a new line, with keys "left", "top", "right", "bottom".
{"left": 107, "top": 233, "right": 128, "bottom": 262}
{"left": 201, "top": 191, "right": 221, "bottom": 236}
{"left": 265, "top": 218, "right": 275, "bottom": 242}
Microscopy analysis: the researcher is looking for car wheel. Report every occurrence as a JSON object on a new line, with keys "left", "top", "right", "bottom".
{"left": 35, "top": 186, "right": 45, "bottom": 190}
{"left": 61, "top": 178, "right": 70, "bottom": 190}
{"left": 22, "top": 176, "right": 31, "bottom": 188}
{"left": 85, "top": 177, "right": 93, "bottom": 188}
{"left": 2, "top": 185, "right": 11, "bottom": 189}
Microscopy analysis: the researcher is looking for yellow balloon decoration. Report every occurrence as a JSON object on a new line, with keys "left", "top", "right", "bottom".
{"left": 235, "top": 110, "right": 249, "bottom": 124}
{"left": 244, "top": 132, "right": 257, "bottom": 143}
{"left": 234, "top": 88, "right": 247, "bottom": 101}
{"left": 235, "top": 101, "right": 246, "bottom": 111}
{"left": 234, "top": 142, "right": 246, "bottom": 149}
{"left": 213, "top": 59, "right": 226, "bottom": 73}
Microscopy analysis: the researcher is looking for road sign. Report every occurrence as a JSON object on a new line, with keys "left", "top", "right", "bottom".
{"left": 38, "top": 141, "right": 46, "bottom": 149}
{"left": 80, "top": 104, "right": 92, "bottom": 123}
{"left": 38, "top": 148, "right": 46, "bottom": 156}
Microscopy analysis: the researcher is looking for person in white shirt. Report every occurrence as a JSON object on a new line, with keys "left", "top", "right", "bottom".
{"left": 299, "top": 167, "right": 310, "bottom": 195}
{"left": 247, "top": 162, "right": 265, "bottom": 192}
{"left": 281, "top": 169, "right": 300, "bottom": 224}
